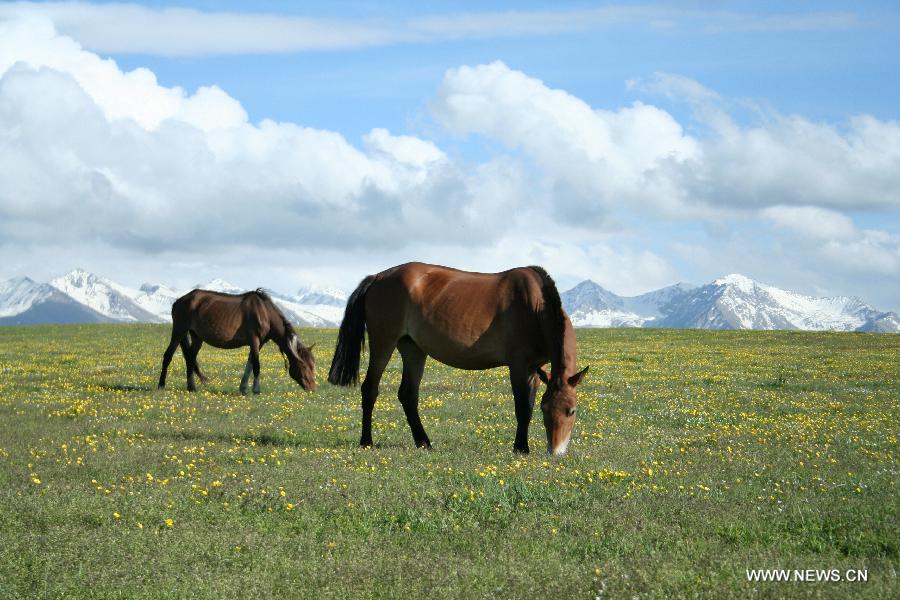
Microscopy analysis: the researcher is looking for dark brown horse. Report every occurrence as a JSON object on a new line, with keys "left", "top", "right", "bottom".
{"left": 157, "top": 289, "right": 316, "bottom": 394}
{"left": 328, "top": 263, "right": 587, "bottom": 455}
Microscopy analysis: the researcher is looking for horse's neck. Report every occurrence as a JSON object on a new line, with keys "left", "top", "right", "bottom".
{"left": 267, "top": 315, "right": 291, "bottom": 348}
{"left": 551, "top": 318, "right": 576, "bottom": 379}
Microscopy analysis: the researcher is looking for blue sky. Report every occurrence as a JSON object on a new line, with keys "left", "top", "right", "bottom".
{"left": 1, "top": 1, "right": 899, "bottom": 309}
{"left": 113, "top": 1, "right": 900, "bottom": 135}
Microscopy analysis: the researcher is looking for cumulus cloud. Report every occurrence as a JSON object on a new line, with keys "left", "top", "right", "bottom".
{"left": 0, "top": 18, "right": 526, "bottom": 255}
{"left": 434, "top": 62, "right": 900, "bottom": 218}
{"left": 759, "top": 206, "right": 899, "bottom": 277}
{"left": 433, "top": 61, "right": 701, "bottom": 222}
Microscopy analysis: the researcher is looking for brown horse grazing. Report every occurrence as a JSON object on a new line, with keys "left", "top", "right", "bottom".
{"left": 328, "top": 262, "right": 588, "bottom": 455}
{"left": 157, "top": 289, "right": 316, "bottom": 394}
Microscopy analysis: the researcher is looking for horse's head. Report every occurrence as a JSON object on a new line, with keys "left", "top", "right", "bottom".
{"left": 537, "top": 366, "right": 588, "bottom": 456}
{"left": 286, "top": 335, "right": 317, "bottom": 391}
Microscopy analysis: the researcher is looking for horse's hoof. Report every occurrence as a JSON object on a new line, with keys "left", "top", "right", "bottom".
{"left": 513, "top": 445, "right": 530, "bottom": 455}
{"left": 252, "top": 389, "right": 261, "bottom": 395}
{"left": 239, "top": 388, "right": 248, "bottom": 396}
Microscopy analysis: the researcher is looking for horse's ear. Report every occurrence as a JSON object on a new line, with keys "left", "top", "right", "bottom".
{"left": 568, "top": 366, "right": 589, "bottom": 387}
{"left": 536, "top": 367, "right": 549, "bottom": 385}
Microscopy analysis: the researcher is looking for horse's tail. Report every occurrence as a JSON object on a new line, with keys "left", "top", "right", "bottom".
{"left": 328, "top": 275, "right": 377, "bottom": 386}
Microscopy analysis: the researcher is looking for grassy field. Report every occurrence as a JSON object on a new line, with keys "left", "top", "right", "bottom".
{"left": 0, "top": 325, "right": 896, "bottom": 598}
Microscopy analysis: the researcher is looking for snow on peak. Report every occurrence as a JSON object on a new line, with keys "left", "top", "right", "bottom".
{"left": 132, "top": 283, "right": 182, "bottom": 322}
{"left": 197, "top": 278, "right": 244, "bottom": 294}
{"left": 54, "top": 268, "right": 101, "bottom": 288}
{"left": 0, "top": 277, "right": 53, "bottom": 317}
{"left": 294, "top": 283, "right": 347, "bottom": 306}
{"left": 714, "top": 273, "right": 758, "bottom": 293}
{"left": 561, "top": 280, "right": 623, "bottom": 313}
{"left": 139, "top": 282, "right": 178, "bottom": 295}
{"left": 49, "top": 269, "right": 152, "bottom": 322}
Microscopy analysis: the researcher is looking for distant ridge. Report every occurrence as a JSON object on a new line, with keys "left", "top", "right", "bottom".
{"left": 561, "top": 274, "right": 899, "bottom": 333}
{"left": 0, "top": 277, "right": 111, "bottom": 325}
{"left": 1, "top": 269, "right": 896, "bottom": 332}
{"left": 0, "top": 269, "right": 347, "bottom": 328}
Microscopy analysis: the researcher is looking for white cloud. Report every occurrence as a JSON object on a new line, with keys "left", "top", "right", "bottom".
{"left": 0, "top": 17, "right": 247, "bottom": 130}
{"left": 433, "top": 61, "right": 701, "bottom": 222}
{"left": 821, "top": 230, "right": 900, "bottom": 276}
{"left": 0, "top": 18, "right": 524, "bottom": 255}
{"left": 629, "top": 72, "right": 721, "bottom": 105}
{"left": 434, "top": 62, "right": 900, "bottom": 217}
{"left": 760, "top": 206, "right": 858, "bottom": 242}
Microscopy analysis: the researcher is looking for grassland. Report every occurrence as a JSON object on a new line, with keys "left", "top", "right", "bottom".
{"left": 0, "top": 324, "right": 896, "bottom": 598}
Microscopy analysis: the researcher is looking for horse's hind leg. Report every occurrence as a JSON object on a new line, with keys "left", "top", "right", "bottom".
{"left": 397, "top": 337, "right": 431, "bottom": 448}
{"left": 359, "top": 334, "right": 396, "bottom": 447}
{"left": 187, "top": 333, "right": 208, "bottom": 384}
{"left": 180, "top": 334, "right": 203, "bottom": 392}
{"left": 158, "top": 326, "right": 187, "bottom": 389}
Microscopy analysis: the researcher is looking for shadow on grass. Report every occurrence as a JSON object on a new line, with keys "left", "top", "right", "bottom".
{"left": 95, "top": 383, "right": 155, "bottom": 392}
{"left": 158, "top": 429, "right": 361, "bottom": 450}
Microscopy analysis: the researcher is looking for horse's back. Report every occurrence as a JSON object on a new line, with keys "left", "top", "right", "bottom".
{"left": 365, "top": 263, "right": 547, "bottom": 368}
{"left": 171, "top": 289, "right": 264, "bottom": 348}
{"left": 375, "top": 262, "right": 542, "bottom": 305}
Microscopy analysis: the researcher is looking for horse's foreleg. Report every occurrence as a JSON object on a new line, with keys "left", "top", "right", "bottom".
{"left": 158, "top": 327, "right": 186, "bottom": 389}
{"left": 397, "top": 337, "right": 430, "bottom": 448}
{"left": 509, "top": 363, "right": 539, "bottom": 454}
{"left": 360, "top": 336, "right": 396, "bottom": 447}
{"left": 239, "top": 354, "right": 253, "bottom": 396}
{"left": 250, "top": 338, "right": 262, "bottom": 395}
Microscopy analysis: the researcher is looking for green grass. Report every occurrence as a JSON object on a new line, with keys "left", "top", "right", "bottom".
{"left": 0, "top": 325, "right": 897, "bottom": 598}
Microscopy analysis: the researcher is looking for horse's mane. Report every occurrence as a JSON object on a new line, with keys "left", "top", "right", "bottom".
{"left": 528, "top": 266, "right": 566, "bottom": 379}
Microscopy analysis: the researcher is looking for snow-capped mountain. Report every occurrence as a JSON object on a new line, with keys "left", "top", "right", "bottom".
{"left": 562, "top": 274, "right": 899, "bottom": 332}
{"left": 0, "top": 276, "right": 111, "bottom": 325}
{"left": 0, "top": 277, "right": 54, "bottom": 318}
{"left": 262, "top": 289, "right": 343, "bottom": 328}
{"left": 196, "top": 278, "right": 244, "bottom": 295}
{"left": 653, "top": 274, "right": 887, "bottom": 331}
{"left": 294, "top": 284, "right": 348, "bottom": 307}
{"left": 856, "top": 312, "right": 900, "bottom": 333}
{"left": 131, "top": 283, "right": 182, "bottom": 322}
{"left": 49, "top": 269, "right": 163, "bottom": 323}
{"left": 561, "top": 281, "right": 695, "bottom": 328}
{"left": 1, "top": 269, "right": 896, "bottom": 332}
{"left": 0, "top": 270, "right": 348, "bottom": 327}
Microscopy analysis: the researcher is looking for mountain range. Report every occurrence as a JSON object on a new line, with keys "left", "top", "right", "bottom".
{"left": 0, "top": 269, "right": 896, "bottom": 332}
{"left": 561, "top": 274, "right": 899, "bottom": 332}
{"left": 0, "top": 269, "right": 346, "bottom": 328}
